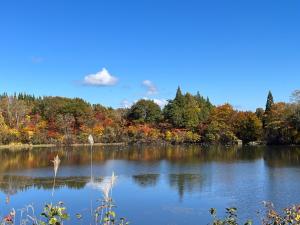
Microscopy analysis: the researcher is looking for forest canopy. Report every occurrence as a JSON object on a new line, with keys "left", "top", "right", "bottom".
{"left": 0, "top": 88, "right": 299, "bottom": 146}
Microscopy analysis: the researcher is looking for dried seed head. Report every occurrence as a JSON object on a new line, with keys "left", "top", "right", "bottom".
{"left": 88, "top": 134, "right": 94, "bottom": 146}
{"left": 52, "top": 155, "right": 61, "bottom": 177}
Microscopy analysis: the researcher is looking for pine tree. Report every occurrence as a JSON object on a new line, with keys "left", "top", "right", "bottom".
{"left": 175, "top": 86, "right": 183, "bottom": 101}
{"left": 265, "top": 91, "right": 274, "bottom": 113}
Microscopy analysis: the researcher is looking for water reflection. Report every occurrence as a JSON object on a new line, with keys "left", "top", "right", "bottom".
{"left": 1, "top": 145, "right": 300, "bottom": 224}
{"left": 263, "top": 146, "right": 300, "bottom": 167}
{"left": 132, "top": 174, "right": 160, "bottom": 187}
{"left": 169, "top": 174, "right": 203, "bottom": 200}
{"left": 0, "top": 175, "right": 90, "bottom": 194}
{"left": 0, "top": 145, "right": 300, "bottom": 194}
{"left": 0, "top": 145, "right": 267, "bottom": 173}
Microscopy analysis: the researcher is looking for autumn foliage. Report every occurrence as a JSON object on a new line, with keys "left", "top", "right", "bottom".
{"left": 0, "top": 89, "right": 299, "bottom": 146}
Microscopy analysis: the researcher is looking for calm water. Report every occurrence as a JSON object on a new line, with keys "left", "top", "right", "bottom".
{"left": 1, "top": 145, "right": 300, "bottom": 224}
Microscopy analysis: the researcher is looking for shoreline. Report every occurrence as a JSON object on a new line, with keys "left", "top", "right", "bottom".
{"left": 0, "top": 142, "right": 127, "bottom": 151}
{"left": 1, "top": 142, "right": 299, "bottom": 151}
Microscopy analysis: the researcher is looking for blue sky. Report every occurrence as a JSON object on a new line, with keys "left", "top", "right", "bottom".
{"left": 0, "top": 0, "right": 299, "bottom": 110}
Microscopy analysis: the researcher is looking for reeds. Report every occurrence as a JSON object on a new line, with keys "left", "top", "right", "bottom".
{"left": 87, "top": 134, "right": 120, "bottom": 225}
{"left": 100, "top": 172, "right": 117, "bottom": 201}
{"left": 52, "top": 155, "right": 61, "bottom": 196}
{"left": 97, "top": 171, "right": 118, "bottom": 225}
{"left": 88, "top": 134, "right": 94, "bottom": 146}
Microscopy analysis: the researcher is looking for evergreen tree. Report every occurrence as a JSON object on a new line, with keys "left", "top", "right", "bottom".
{"left": 265, "top": 91, "right": 274, "bottom": 113}
{"left": 195, "top": 93, "right": 213, "bottom": 123}
{"left": 164, "top": 88, "right": 211, "bottom": 129}
{"left": 175, "top": 86, "right": 183, "bottom": 101}
{"left": 263, "top": 91, "right": 275, "bottom": 129}
{"left": 182, "top": 93, "right": 200, "bottom": 128}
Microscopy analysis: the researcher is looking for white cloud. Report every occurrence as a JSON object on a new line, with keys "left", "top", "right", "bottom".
{"left": 142, "top": 80, "right": 158, "bottom": 95}
{"left": 143, "top": 97, "right": 168, "bottom": 108}
{"left": 120, "top": 99, "right": 132, "bottom": 108}
{"left": 84, "top": 68, "right": 118, "bottom": 86}
{"left": 152, "top": 98, "right": 168, "bottom": 108}
{"left": 120, "top": 98, "right": 168, "bottom": 109}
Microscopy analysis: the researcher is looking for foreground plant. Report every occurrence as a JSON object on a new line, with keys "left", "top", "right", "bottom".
{"left": 1, "top": 202, "right": 68, "bottom": 225}
{"left": 210, "top": 202, "right": 300, "bottom": 225}
{"left": 51, "top": 155, "right": 61, "bottom": 197}
{"left": 260, "top": 201, "right": 300, "bottom": 225}
{"left": 86, "top": 135, "right": 127, "bottom": 225}
{"left": 2, "top": 209, "right": 15, "bottom": 225}
{"left": 39, "top": 202, "right": 69, "bottom": 225}
{"left": 209, "top": 207, "right": 252, "bottom": 225}
{"left": 91, "top": 172, "right": 128, "bottom": 225}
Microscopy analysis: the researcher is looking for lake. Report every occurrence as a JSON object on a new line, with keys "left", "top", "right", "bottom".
{"left": 1, "top": 145, "right": 300, "bottom": 224}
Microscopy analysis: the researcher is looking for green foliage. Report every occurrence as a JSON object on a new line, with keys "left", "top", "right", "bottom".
{"left": 36, "top": 97, "right": 92, "bottom": 130}
{"left": 261, "top": 202, "right": 300, "bottom": 225}
{"left": 210, "top": 203, "right": 300, "bottom": 225}
{"left": 203, "top": 133, "right": 217, "bottom": 143}
{"left": 164, "top": 130, "right": 201, "bottom": 143}
{"left": 235, "top": 112, "right": 263, "bottom": 144}
{"left": 40, "top": 202, "right": 69, "bottom": 225}
{"left": 185, "top": 131, "right": 201, "bottom": 143}
{"left": 263, "top": 103, "right": 297, "bottom": 144}
{"left": 219, "top": 130, "right": 238, "bottom": 145}
{"left": 127, "top": 99, "right": 162, "bottom": 123}
{"left": 265, "top": 91, "right": 274, "bottom": 113}
{"left": 1, "top": 88, "right": 300, "bottom": 146}
{"left": 93, "top": 199, "right": 128, "bottom": 225}
{"left": 210, "top": 208, "right": 252, "bottom": 225}
{"left": 203, "top": 104, "right": 238, "bottom": 144}
{"left": 164, "top": 87, "right": 212, "bottom": 129}
{"left": 255, "top": 108, "right": 264, "bottom": 121}
{"left": 0, "top": 113, "right": 10, "bottom": 144}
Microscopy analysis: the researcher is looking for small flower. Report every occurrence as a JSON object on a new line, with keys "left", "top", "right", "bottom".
{"left": 3, "top": 214, "right": 13, "bottom": 223}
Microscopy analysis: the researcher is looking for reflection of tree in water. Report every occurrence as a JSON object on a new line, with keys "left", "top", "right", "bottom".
{"left": 0, "top": 175, "right": 94, "bottom": 195}
{"left": 0, "top": 145, "right": 265, "bottom": 173}
{"left": 132, "top": 174, "right": 160, "bottom": 187}
{"left": 169, "top": 174, "right": 203, "bottom": 200}
{"left": 264, "top": 146, "right": 300, "bottom": 167}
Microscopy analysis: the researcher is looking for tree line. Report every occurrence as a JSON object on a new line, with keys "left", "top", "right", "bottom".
{"left": 0, "top": 88, "right": 299, "bottom": 145}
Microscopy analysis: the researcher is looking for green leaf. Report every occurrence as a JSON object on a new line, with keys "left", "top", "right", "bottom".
{"left": 76, "top": 213, "right": 83, "bottom": 219}
{"left": 41, "top": 213, "right": 48, "bottom": 218}
{"left": 210, "top": 208, "right": 217, "bottom": 216}
{"left": 49, "top": 217, "right": 58, "bottom": 225}
{"left": 109, "top": 211, "right": 116, "bottom": 218}
{"left": 245, "top": 220, "right": 253, "bottom": 225}
{"left": 60, "top": 213, "right": 69, "bottom": 219}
